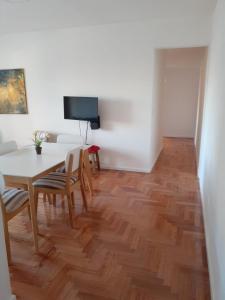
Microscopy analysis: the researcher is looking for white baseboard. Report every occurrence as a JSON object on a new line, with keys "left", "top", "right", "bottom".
{"left": 101, "top": 164, "right": 151, "bottom": 173}
{"left": 199, "top": 180, "right": 216, "bottom": 300}
{"left": 10, "top": 295, "right": 16, "bottom": 300}
{"left": 100, "top": 146, "right": 163, "bottom": 174}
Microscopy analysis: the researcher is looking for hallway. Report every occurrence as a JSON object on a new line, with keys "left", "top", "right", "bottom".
{"left": 10, "top": 138, "right": 210, "bottom": 300}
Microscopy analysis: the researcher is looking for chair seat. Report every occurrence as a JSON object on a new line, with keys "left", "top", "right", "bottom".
{"left": 33, "top": 172, "right": 78, "bottom": 190}
{"left": 2, "top": 188, "right": 29, "bottom": 213}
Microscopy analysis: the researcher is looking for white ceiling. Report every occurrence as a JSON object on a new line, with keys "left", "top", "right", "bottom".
{"left": 0, "top": 0, "right": 217, "bottom": 35}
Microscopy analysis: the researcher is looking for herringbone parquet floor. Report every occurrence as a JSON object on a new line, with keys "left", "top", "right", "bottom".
{"left": 9, "top": 138, "right": 211, "bottom": 300}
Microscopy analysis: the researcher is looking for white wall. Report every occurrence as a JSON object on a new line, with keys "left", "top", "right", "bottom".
{"left": 199, "top": 0, "right": 225, "bottom": 299}
{"left": 161, "top": 48, "right": 205, "bottom": 138}
{"left": 0, "top": 17, "right": 211, "bottom": 172}
{"left": 195, "top": 50, "right": 208, "bottom": 164}
{"left": 149, "top": 50, "right": 164, "bottom": 168}
{"left": 0, "top": 209, "right": 14, "bottom": 300}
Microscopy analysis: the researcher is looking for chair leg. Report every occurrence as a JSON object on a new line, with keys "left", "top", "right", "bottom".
{"left": 67, "top": 193, "right": 74, "bottom": 228}
{"left": 80, "top": 178, "right": 88, "bottom": 212}
{"left": 47, "top": 193, "right": 52, "bottom": 205}
{"left": 85, "top": 162, "right": 93, "bottom": 196}
{"left": 2, "top": 216, "right": 11, "bottom": 265}
{"left": 85, "top": 173, "right": 93, "bottom": 198}
{"left": 27, "top": 205, "right": 31, "bottom": 220}
{"left": 52, "top": 194, "right": 56, "bottom": 207}
{"left": 71, "top": 192, "right": 75, "bottom": 207}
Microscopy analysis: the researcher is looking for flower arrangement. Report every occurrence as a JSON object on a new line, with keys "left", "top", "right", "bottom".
{"left": 32, "top": 130, "right": 49, "bottom": 154}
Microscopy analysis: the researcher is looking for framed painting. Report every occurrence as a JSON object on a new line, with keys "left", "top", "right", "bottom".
{"left": 0, "top": 69, "right": 28, "bottom": 114}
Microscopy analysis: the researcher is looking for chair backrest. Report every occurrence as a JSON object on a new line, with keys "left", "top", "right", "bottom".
{"left": 0, "top": 141, "right": 18, "bottom": 156}
{"left": 57, "top": 134, "right": 84, "bottom": 146}
{"left": 65, "top": 147, "right": 81, "bottom": 173}
{"left": 81, "top": 148, "right": 91, "bottom": 171}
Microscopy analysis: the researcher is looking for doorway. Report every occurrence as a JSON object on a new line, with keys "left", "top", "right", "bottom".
{"left": 152, "top": 47, "right": 208, "bottom": 166}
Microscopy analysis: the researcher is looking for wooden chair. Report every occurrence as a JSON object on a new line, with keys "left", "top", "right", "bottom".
{"left": 54, "top": 134, "right": 84, "bottom": 175}
{"left": 0, "top": 172, "right": 31, "bottom": 264}
{"left": 33, "top": 148, "right": 87, "bottom": 228}
{"left": 81, "top": 148, "right": 94, "bottom": 197}
{"left": 55, "top": 148, "right": 93, "bottom": 197}
{"left": 55, "top": 137, "right": 93, "bottom": 197}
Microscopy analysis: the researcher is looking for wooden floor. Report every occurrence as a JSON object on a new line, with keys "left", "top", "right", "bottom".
{"left": 9, "top": 138, "right": 211, "bottom": 300}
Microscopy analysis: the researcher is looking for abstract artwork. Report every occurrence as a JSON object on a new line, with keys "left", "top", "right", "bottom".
{"left": 0, "top": 69, "right": 28, "bottom": 114}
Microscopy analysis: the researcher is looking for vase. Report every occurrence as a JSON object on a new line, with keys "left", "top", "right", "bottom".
{"left": 35, "top": 146, "right": 42, "bottom": 155}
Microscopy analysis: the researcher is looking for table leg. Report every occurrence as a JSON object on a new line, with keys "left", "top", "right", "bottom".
{"left": 28, "top": 179, "right": 39, "bottom": 252}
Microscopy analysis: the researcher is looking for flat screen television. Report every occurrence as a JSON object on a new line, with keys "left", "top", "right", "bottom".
{"left": 64, "top": 96, "right": 98, "bottom": 121}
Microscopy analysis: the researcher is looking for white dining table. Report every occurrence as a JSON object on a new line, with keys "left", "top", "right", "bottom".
{"left": 0, "top": 142, "right": 80, "bottom": 252}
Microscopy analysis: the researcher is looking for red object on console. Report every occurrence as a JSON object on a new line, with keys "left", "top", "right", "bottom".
{"left": 88, "top": 145, "right": 100, "bottom": 154}
{"left": 88, "top": 145, "right": 101, "bottom": 171}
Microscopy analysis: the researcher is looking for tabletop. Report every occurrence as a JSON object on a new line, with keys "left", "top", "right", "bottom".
{"left": 0, "top": 142, "right": 80, "bottom": 178}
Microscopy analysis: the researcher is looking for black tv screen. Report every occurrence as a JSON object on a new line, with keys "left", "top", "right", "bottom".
{"left": 64, "top": 97, "right": 98, "bottom": 120}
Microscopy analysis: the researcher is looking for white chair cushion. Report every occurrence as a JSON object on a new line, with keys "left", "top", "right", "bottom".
{"left": 33, "top": 172, "right": 78, "bottom": 190}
